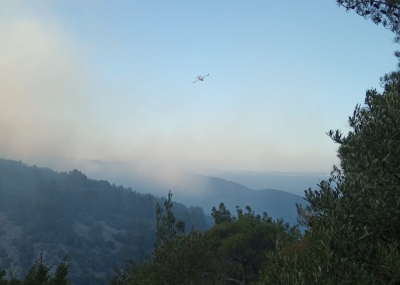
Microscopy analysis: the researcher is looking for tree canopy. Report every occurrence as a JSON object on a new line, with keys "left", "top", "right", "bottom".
{"left": 0, "top": 254, "right": 71, "bottom": 285}
{"left": 257, "top": 2, "right": 400, "bottom": 282}
{"left": 337, "top": 0, "right": 400, "bottom": 42}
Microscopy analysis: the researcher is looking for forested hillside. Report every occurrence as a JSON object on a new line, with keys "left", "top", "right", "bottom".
{"left": 0, "top": 159, "right": 209, "bottom": 284}
{"left": 51, "top": 160, "right": 307, "bottom": 227}
{"left": 109, "top": 1, "right": 400, "bottom": 284}
{"left": 2, "top": 1, "right": 400, "bottom": 285}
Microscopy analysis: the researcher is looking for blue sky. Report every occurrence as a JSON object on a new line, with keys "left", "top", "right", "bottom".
{"left": 0, "top": 0, "right": 397, "bottom": 175}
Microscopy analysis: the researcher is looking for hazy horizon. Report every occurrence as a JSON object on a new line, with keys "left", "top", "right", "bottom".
{"left": 0, "top": 1, "right": 397, "bottom": 188}
{"left": 0, "top": 155, "right": 329, "bottom": 197}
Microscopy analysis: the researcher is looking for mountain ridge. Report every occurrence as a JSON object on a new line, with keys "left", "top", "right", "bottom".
{"left": 172, "top": 174, "right": 306, "bottom": 226}
{"left": 0, "top": 158, "right": 307, "bottom": 284}
{"left": 0, "top": 158, "right": 209, "bottom": 284}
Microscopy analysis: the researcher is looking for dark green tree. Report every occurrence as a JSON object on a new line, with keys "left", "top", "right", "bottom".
{"left": 0, "top": 254, "right": 70, "bottom": 285}
{"left": 111, "top": 191, "right": 221, "bottom": 285}
{"left": 258, "top": 3, "right": 400, "bottom": 284}
{"left": 259, "top": 69, "right": 400, "bottom": 285}
{"left": 50, "top": 256, "right": 71, "bottom": 285}
{"left": 150, "top": 230, "right": 221, "bottom": 285}
{"left": 23, "top": 253, "right": 71, "bottom": 285}
{"left": 211, "top": 203, "right": 234, "bottom": 225}
{"left": 0, "top": 268, "right": 7, "bottom": 285}
{"left": 208, "top": 205, "right": 300, "bottom": 285}
{"left": 336, "top": 0, "right": 400, "bottom": 42}
{"left": 154, "top": 191, "right": 185, "bottom": 247}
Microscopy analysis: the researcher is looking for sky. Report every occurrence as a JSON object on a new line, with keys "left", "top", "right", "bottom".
{"left": 0, "top": 0, "right": 398, "bottom": 178}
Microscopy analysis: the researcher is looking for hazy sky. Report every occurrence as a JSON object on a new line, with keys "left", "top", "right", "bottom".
{"left": 0, "top": 1, "right": 397, "bottom": 174}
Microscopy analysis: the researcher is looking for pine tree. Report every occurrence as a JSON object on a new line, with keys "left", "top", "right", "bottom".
{"left": 336, "top": 0, "right": 400, "bottom": 42}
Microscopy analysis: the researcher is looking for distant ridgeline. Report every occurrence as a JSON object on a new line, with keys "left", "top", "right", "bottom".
{"left": 175, "top": 175, "right": 308, "bottom": 227}
{"left": 0, "top": 159, "right": 209, "bottom": 285}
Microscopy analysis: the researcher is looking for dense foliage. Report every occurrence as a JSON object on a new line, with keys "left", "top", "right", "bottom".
{"left": 0, "top": 254, "right": 70, "bottom": 285}
{"left": 337, "top": 0, "right": 400, "bottom": 42}
{"left": 256, "top": 3, "right": 400, "bottom": 284}
{"left": 0, "top": 160, "right": 209, "bottom": 285}
{"left": 258, "top": 70, "right": 400, "bottom": 285}
{"left": 112, "top": 195, "right": 300, "bottom": 285}
{"left": 4, "top": 2, "right": 400, "bottom": 284}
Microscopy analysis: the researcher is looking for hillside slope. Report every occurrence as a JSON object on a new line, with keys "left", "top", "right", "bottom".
{"left": 45, "top": 159, "right": 308, "bottom": 226}
{"left": 173, "top": 174, "right": 306, "bottom": 226}
{"left": 0, "top": 159, "right": 209, "bottom": 285}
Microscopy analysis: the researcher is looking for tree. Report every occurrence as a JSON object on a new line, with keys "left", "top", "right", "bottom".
{"left": 150, "top": 230, "right": 221, "bottom": 285}
{"left": 154, "top": 191, "right": 185, "bottom": 247}
{"left": 0, "top": 268, "right": 7, "bottom": 285}
{"left": 108, "top": 260, "right": 154, "bottom": 285}
{"left": 259, "top": 71, "right": 400, "bottom": 285}
{"left": 111, "top": 191, "right": 221, "bottom": 285}
{"left": 257, "top": 3, "right": 400, "bottom": 283}
{"left": 336, "top": 0, "right": 400, "bottom": 42}
{"left": 50, "top": 256, "right": 71, "bottom": 285}
{"left": 23, "top": 253, "right": 71, "bottom": 285}
{"left": 211, "top": 203, "right": 234, "bottom": 225}
{"left": 0, "top": 254, "right": 71, "bottom": 285}
{"left": 208, "top": 205, "right": 300, "bottom": 285}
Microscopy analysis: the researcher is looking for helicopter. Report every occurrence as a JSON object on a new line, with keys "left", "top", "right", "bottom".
{"left": 193, "top": 74, "right": 209, "bottom": 83}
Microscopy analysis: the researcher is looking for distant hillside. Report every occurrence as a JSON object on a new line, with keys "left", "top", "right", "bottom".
{"left": 196, "top": 169, "right": 328, "bottom": 196}
{"left": 36, "top": 158, "right": 308, "bottom": 226}
{"left": 0, "top": 159, "right": 209, "bottom": 285}
{"left": 172, "top": 174, "right": 307, "bottom": 226}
